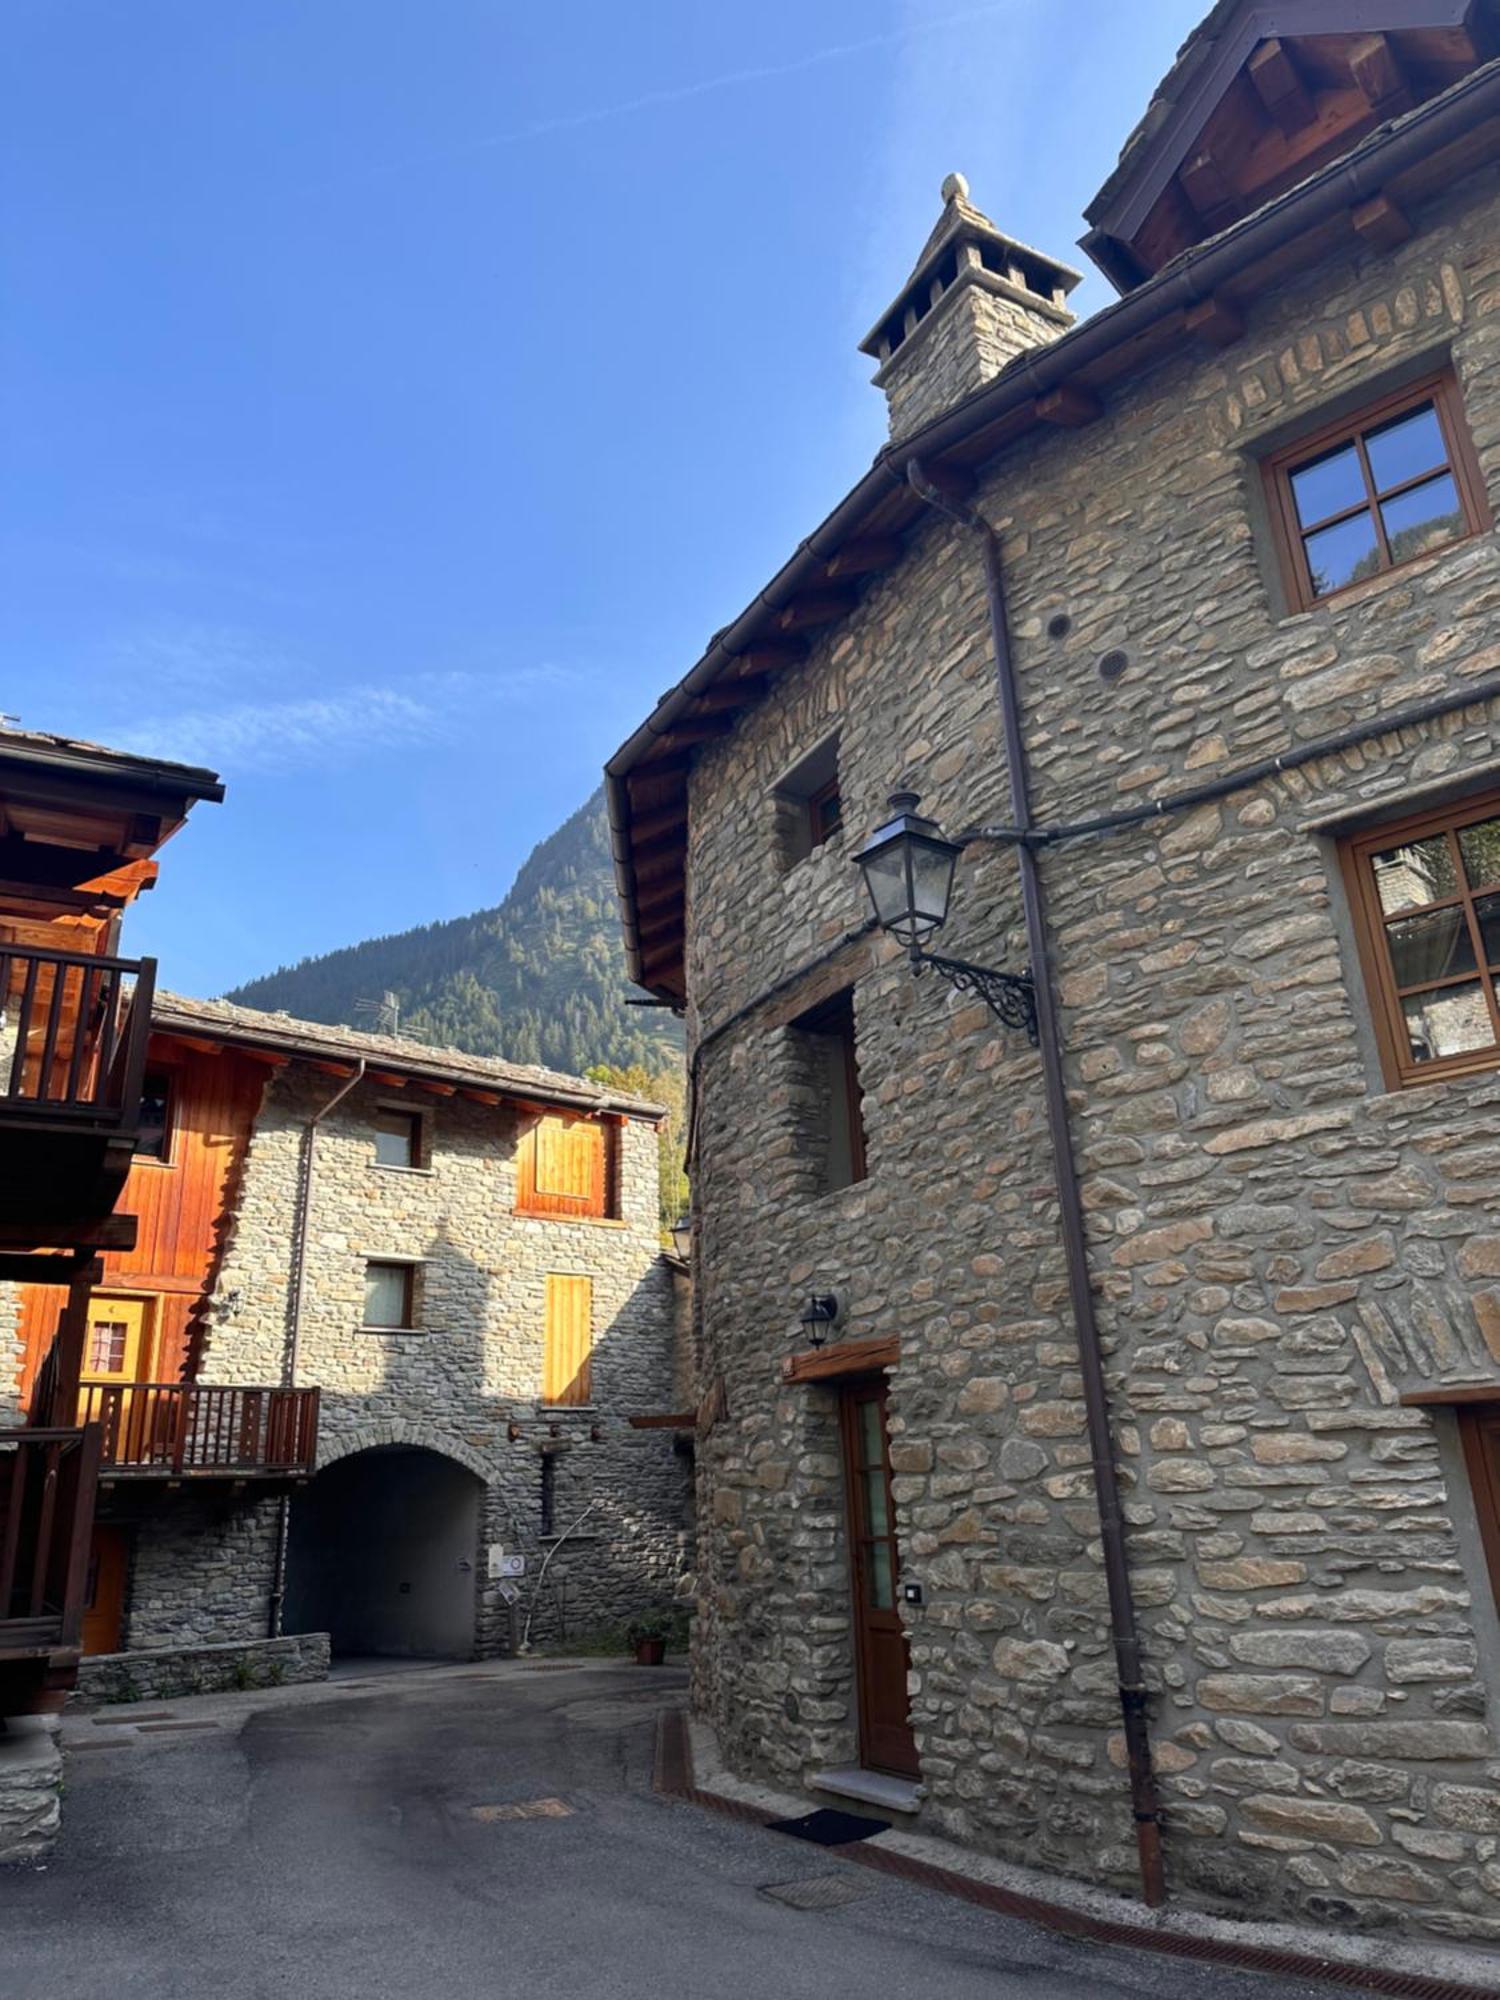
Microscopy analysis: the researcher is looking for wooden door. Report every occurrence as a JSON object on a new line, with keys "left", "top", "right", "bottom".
{"left": 77, "top": 1296, "right": 154, "bottom": 1448}
{"left": 81, "top": 1527, "right": 128, "bottom": 1656}
{"left": 840, "top": 1378, "right": 919, "bottom": 1777}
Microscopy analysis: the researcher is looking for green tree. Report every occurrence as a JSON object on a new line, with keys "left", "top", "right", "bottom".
{"left": 586, "top": 1059, "right": 689, "bottom": 1243}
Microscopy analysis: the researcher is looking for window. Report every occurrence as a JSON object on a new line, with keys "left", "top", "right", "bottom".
{"left": 1342, "top": 789, "right": 1500, "bottom": 1087}
{"left": 790, "top": 989, "right": 867, "bottom": 1193}
{"left": 363, "top": 1259, "right": 417, "bottom": 1331}
{"left": 540, "top": 1451, "right": 557, "bottom": 1536}
{"left": 543, "top": 1273, "right": 593, "bottom": 1405}
{"left": 135, "top": 1071, "right": 174, "bottom": 1162}
{"left": 1266, "top": 373, "right": 1487, "bottom": 610}
{"left": 517, "top": 1112, "right": 616, "bottom": 1219}
{"left": 373, "top": 1105, "right": 423, "bottom": 1170}
{"left": 775, "top": 735, "right": 843, "bottom": 869}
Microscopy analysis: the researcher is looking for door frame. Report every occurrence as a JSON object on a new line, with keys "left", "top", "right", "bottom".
{"left": 838, "top": 1373, "right": 919, "bottom": 1778}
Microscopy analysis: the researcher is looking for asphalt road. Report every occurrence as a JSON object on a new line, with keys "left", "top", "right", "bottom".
{"left": 0, "top": 1660, "right": 1378, "bottom": 2000}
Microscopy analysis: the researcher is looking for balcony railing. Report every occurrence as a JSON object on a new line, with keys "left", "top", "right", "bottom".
{"left": 76, "top": 1383, "right": 320, "bottom": 1478}
{"left": 0, "top": 1425, "right": 101, "bottom": 1659}
{"left": 0, "top": 944, "right": 154, "bottom": 1129}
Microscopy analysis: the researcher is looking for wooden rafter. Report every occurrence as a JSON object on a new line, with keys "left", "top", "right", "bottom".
{"left": 774, "top": 592, "right": 858, "bottom": 635}
{"left": 823, "top": 536, "right": 904, "bottom": 579}
{"left": 1184, "top": 294, "right": 1245, "bottom": 348}
{"left": 1351, "top": 189, "right": 1412, "bottom": 248}
{"left": 1248, "top": 38, "right": 1316, "bottom": 135}
{"left": 1349, "top": 32, "right": 1412, "bottom": 118}
{"left": 1036, "top": 383, "right": 1103, "bottom": 428}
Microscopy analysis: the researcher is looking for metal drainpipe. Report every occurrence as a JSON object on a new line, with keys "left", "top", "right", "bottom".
{"left": 266, "top": 1058, "right": 367, "bottom": 1641}
{"left": 908, "top": 463, "right": 1166, "bottom": 1907}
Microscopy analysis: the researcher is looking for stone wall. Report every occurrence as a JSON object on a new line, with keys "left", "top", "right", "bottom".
{"left": 175, "top": 1068, "right": 693, "bottom": 1652}
{"left": 119, "top": 1491, "right": 282, "bottom": 1650}
{"left": 683, "top": 160, "right": 1500, "bottom": 1944}
{"left": 75, "top": 1631, "right": 328, "bottom": 1706}
{"left": 0, "top": 1716, "right": 59, "bottom": 1865}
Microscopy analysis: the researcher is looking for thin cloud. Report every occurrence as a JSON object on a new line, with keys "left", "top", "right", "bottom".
{"left": 111, "top": 665, "right": 576, "bottom": 775}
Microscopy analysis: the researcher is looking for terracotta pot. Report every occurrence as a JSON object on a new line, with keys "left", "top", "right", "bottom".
{"left": 634, "top": 1638, "right": 666, "bottom": 1665}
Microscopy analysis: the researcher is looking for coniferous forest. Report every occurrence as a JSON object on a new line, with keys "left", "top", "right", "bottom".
{"left": 225, "top": 788, "right": 684, "bottom": 1079}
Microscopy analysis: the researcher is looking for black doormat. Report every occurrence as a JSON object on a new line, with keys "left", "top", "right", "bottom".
{"left": 767, "top": 1807, "right": 890, "bottom": 1846}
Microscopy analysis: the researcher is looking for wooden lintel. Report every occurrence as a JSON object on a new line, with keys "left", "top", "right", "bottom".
{"left": 1401, "top": 1384, "right": 1500, "bottom": 1408}
{"left": 784, "top": 1333, "right": 901, "bottom": 1385}
{"left": 1247, "top": 37, "right": 1315, "bottom": 136}
{"left": 823, "top": 536, "right": 904, "bottom": 580}
{"left": 1184, "top": 294, "right": 1245, "bottom": 349}
{"left": 1349, "top": 32, "right": 1411, "bottom": 118}
{"left": 774, "top": 592, "right": 858, "bottom": 635}
{"left": 628, "top": 1411, "right": 696, "bottom": 1430}
{"left": 1035, "top": 383, "right": 1102, "bottom": 428}
{"left": 0, "top": 1214, "right": 136, "bottom": 1253}
{"left": 367, "top": 1070, "right": 409, "bottom": 1088}
{"left": 1351, "top": 191, "right": 1412, "bottom": 251}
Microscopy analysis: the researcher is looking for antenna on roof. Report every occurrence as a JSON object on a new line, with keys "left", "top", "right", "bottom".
{"left": 355, "top": 991, "right": 401, "bottom": 1037}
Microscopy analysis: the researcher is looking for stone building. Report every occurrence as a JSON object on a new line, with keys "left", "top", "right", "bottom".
{"left": 10, "top": 994, "right": 691, "bottom": 1690}
{"left": 606, "top": 0, "right": 1500, "bottom": 1948}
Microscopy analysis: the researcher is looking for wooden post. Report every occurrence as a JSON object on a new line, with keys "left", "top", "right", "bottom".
{"left": 47, "top": 1258, "right": 103, "bottom": 1427}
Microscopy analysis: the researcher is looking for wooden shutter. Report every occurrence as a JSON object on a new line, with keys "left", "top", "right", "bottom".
{"left": 543, "top": 1274, "right": 593, "bottom": 1405}
{"left": 519, "top": 1113, "right": 608, "bottom": 1217}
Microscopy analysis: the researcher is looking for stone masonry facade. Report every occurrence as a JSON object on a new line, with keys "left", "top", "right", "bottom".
{"left": 118, "top": 1061, "right": 691, "bottom": 1657}
{"left": 680, "top": 155, "right": 1500, "bottom": 1946}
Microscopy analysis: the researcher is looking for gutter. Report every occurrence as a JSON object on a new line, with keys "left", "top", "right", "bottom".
{"left": 607, "top": 55, "right": 1500, "bottom": 986}
{"left": 266, "top": 1058, "right": 366, "bottom": 1640}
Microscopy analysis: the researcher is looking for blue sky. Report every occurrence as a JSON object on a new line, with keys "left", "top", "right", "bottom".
{"left": 2, "top": 0, "right": 1204, "bottom": 996}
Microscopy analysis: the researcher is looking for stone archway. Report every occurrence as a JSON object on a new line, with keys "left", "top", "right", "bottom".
{"left": 284, "top": 1440, "right": 486, "bottom": 1660}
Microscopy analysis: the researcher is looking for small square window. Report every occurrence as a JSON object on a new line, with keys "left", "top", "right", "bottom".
{"left": 135, "top": 1071, "right": 174, "bottom": 1162}
{"left": 1341, "top": 788, "right": 1500, "bottom": 1087}
{"left": 789, "top": 988, "right": 867, "bottom": 1192}
{"left": 363, "top": 1260, "right": 417, "bottom": 1330}
{"left": 774, "top": 736, "right": 843, "bottom": 870}
{"left": 373, "top": 1106, "right": 423, "bottom": 1170}
{"left": 1265, "top": 372, "right": 1488, "bottom": 611}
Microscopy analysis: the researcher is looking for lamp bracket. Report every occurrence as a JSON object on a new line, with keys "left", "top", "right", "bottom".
{"left": 911, "top": 950, "right": 1039, "bottom": 1046}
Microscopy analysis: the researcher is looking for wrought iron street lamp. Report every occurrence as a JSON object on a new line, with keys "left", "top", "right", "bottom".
{"left": 798, "top": 1292, "right": 839, "bottom": 1348}
{"left": 670, "top": 1214, "right": 692, "bottom": 1261}
{"left": 855, "top": 791, "right": 1038, "bottom": 1044}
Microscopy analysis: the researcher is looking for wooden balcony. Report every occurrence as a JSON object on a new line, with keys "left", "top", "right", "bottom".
{"left": 0, "top": 945, "right": 155, "bottom": 1237}
{"left": 0, "top": 1425, "right": 101, "bottom": 1712}
{"left": 77, "top": 1382, "right": 320, "bottom": 1480}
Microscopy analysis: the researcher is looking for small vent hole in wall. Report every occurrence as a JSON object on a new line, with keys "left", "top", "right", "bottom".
{"left": 1098, "top": 648, "right": 1129, "bottom": 683}
{"left": 1046, "top": 612, "right": 1072, "bottom": 640}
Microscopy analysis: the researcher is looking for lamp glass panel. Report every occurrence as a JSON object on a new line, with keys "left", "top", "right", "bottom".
{"left": 860, "top": 839, "right": 917, "bottom": 933}
{"left": 909, "top": 836, "right": 957, "bottom": 931}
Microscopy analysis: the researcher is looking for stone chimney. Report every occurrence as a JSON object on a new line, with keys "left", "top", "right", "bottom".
{"left": 860, "top": 174, "right": 1082, "bottom": 440}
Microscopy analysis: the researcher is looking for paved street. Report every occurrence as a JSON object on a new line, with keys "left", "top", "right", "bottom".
{"left": 2, "top": 1660, "right": 1378, "bottom": 2000}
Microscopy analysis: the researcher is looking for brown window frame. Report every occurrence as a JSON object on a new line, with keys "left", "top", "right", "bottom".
{"left": 372, "top": 1103, "right": 425, "bottom": 1171}
{"left": 808, "top": 775, "right": 843, "bottom": 851}
{"left": 134, "top": 1068, "right": 176, "bottom": 1166}
{"left": 1458, "top": 1404, "right": 1500, "bottom": 1621}
{"left": 1340, "top": 785, "right": 1500, "bottom": 1090}
{"left": 1264, "top": 371, "right": 1489, "bottom": 614}
{"left": 361, "top": 1258, "right": 419, "bottom": 1332}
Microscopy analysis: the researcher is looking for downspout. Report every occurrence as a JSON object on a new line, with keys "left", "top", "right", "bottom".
{"left": 908, "top": 462, "right": 1166, "bottom": 1908}
{"left": 267, "top": 1057, "right": 367, "bottom": 1640}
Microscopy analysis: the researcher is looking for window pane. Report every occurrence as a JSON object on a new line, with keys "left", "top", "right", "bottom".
{"left": 858, "top": 1398, "right": 882, "bottom": 1469}
{"left": 1289, "top": 441, "right": 1365, "bottom": 527}
{"left": 364, "top": 1262, "right": 410, "bottom": 1328}
{"left": 374, "top": 1109, "right": 417, "bottom": 1169}
{"left": 866, "top": 1540, "right": 895, "bottom": 1610}
{"left": 1401, "top": 981, "right": 1496, "bottom": 1064}
{"left": 1365, "top": 402, "right": 1446, "bottom": 491}
{"left": 136, "top": 1073, "right": 172, "bottom": 1160}
{"left": 863, "top": 1466, "right": 890, "bottom": 1539}
{"left": 1371, "top": 834, "right": 1459, "bottom": 915}
{"left": 1477, "top": 893, "right": 1500, "bottom": 969}
{"left": 1381, "top": 472, "right": 1465, "bottom": 566}
{"left": 1302, "top": 510, "right": 1380, "bottom": 597}
{"left": 1385, "top": 905, "right": 1476, "bottom": 988}
{"left": 87, "top": 1321, "right": 128, "bottom": 1374}
{"left": 1459, "top": 817, "right": 1500, "bottom": 893}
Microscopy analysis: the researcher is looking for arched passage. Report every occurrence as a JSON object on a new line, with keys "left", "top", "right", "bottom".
{"left": 284, "top": 1444, "right": 483, "bottom": 1660}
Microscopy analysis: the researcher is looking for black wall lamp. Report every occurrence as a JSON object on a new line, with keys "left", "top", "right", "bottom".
{"left": 855, "top": 791, "right": 1038, "bottom": 1044}
{"left": 799, "top": 1292, "right": 839, "bottom": 1348}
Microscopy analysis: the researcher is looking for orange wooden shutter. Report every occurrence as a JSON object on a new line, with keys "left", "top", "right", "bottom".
{"left": 543, "top": 1274, "right": 593, "bottom": 1405}
{"left": 523, "top": 1115, "right": 607, "bottom": 1216}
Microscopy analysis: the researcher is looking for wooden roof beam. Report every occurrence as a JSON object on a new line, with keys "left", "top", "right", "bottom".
{"left": 1248, "top": 37, "right": 1315, "bottom": 136}
{"left": 1349, "top": 33, "right": 1412, "bottom": 119}
{"left": 1351, "top": 190, "right": 1412, "bottom": 250}
{"left": 1179, "top": 146, "right": 1237, "bottom": 228}
{"left": 631, "top": 806, "right": 688, "bottom": 846}
{"left": 632, "top": 829, "right": 688, "bottom": 864}
{"left": 1184, "top": 294, "right": 1245, "bottom": 349}
{"left": 730, "top": 640, "right": 806, "bottom": 676}
{"left": 367, "top": 1070, "right": 409, "bottom": 1087}
{"left": 774, "top": 592, "right": 859, "bottom": 635}
{"left": 690, "top": 677, "right": 769, "bottom": 714}
{"left": 1036, "top": 383, "right": 1103, "bottom": 428}
{"left": 0, "top": 1214, "right": 136, "bottom": 1252}
{"left": 416, "top": 1079, "right": 457, "bottom": 1098}
{"left": 308, "top": 1060, "right": 358, "bottom": 1079}
{"left": 823, "top": 536, "right": 904, "bottom": 580}
{"left": 460, "top": 1087, "right": 503, "bottom": 1107}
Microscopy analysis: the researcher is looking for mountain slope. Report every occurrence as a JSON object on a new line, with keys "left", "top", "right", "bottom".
{"left": 224, "top": 788, "right": 682, "bottom": 1076}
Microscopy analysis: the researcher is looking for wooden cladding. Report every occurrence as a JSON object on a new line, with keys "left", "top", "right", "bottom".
{"left": 1341, "top": 786, "right": 1500, "bottom": 1089}
{"left": 543, "top": 1274, "right": 593, "bottom": 1406}
{"left": 517, "top": 1111, "right": 617, "bottom": 1220}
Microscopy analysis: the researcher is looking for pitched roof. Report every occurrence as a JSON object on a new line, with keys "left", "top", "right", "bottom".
{"left": 0, "top": 725, "right": 222, "bottom": 801}
{"left": 152, "top": 992, "right": 667, "bottom": 1120}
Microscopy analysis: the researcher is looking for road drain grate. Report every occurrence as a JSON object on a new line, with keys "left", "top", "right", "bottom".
{"left": 760, "top": 1875, "right": 872, "bottom": 1912}
{"left": 469, "top": 1798, "right": 574, "bottom": 1822}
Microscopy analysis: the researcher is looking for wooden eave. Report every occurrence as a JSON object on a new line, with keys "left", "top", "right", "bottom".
{"left": 1081, "top": 0, "right": 1496, "bottom": 290}
{"left": 605, "top": 57, "right": 1500, "bottom": 1005}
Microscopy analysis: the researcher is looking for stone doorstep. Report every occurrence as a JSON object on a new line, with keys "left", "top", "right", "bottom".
{"left": 809, "top": 1765, "right": 923, "bottom": 1817}
{"left": 683, "top": 1717, "right": 1500, "bottom": 1996}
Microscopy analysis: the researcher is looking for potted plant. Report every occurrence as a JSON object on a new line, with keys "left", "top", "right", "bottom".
{"left": 626, "top": 1612, "right": 671, "bottom": 1666}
